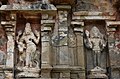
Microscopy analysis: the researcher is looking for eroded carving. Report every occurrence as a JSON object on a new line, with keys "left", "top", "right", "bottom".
{"left": 16, "top": 22, "right": 40, "bottom": 77}
{"left": 85, "top": 26, "right": 106, "bottom": 67}
{"left": 84, "top": 26, "right": 107, "bottom": 78}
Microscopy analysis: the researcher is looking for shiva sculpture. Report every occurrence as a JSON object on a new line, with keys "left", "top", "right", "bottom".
{"left": 16, "top": 22, "right": 40, "bottom": 68}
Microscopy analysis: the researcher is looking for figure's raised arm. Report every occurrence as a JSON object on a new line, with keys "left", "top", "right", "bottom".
{"left": 33, "top": 30, "right": 40, "bottom": 44}
{"left": 16, "top": 31, "right": 22, "bottom": 43}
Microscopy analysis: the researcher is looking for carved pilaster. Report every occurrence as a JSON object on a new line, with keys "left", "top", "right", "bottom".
{"left": 41, "top": 15, "right": 55, "bottom": 78}
{"left": 106, "top": 21, "right": 120, "bottom": 79}
{"left": 0, "top": 12, "right": 16, "bottom": 79}
{"left": 71, "top": 21, "right": 85, "bottom": 79}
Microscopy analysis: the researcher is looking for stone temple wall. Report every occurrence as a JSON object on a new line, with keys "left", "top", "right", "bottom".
{"left": 0, "top": 0, "right": 119, "bottom": 79}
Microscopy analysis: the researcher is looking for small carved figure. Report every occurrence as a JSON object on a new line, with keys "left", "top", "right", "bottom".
{"left": 17, "top": 23, "right": 40, "bottom": 68}
{"left": 84, "top": 26, "right": 106, "bottom": 67}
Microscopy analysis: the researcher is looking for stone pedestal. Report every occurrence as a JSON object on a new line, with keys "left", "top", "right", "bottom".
{"left": 88, "top": 66, "right": 108, "bottom": 79}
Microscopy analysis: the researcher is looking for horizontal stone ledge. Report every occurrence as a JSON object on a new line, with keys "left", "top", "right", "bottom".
{"left": 52, "top": 65, "right": 85, "bottom": 71}
{"left": 106, "top": 21, "right": 120, "bottom": 26}
{"left": 41, "top": 27, "right": 52, "bottom": 32}
{"left": 41, "top": 20, "right": 55, "bottom": 24}
{"left": 74, "top": 28, "right": 83, "bottom": 32}
{"left": 73, "top": 11, "right": 114, "bottom": 16}
{"left": 71, "top": 21, "right": 84, "bottom": 26}
{"left": 0, "top": 4, "right": 57, "bottom": 10}
{"left": 72, "top": 16, "right": 115, "bottom": 20}
{"left": 1, "top": 21, "right": 16, "bottom": 25}
{"left": 107, "top": 28, "right": 116, "bottom": 32}
{"left": 0, "top": 10, "right": 57, "bottom": 16}
{"left": 56, "top": 5, "right": 71, "bottom": 9}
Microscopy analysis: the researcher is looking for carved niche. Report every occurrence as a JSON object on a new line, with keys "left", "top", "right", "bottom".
{"left": 15, "top": 13, "right": 41, "bottom": 78}
{"left": 84, "top": 21, "right": 109, "bottom": 78}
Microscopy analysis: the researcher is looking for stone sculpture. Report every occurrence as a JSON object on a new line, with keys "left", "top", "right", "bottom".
{"left": 16, "top": 22, "right": 40, "bottom": 77}
{"left": 84, "top": 26, "right": 107, "bottom": 78}
{"left": 85, "top": 26, "right": 106, "bottom": 67}
{"left": 16, "top": 23, "right": 40, "bottom": 68}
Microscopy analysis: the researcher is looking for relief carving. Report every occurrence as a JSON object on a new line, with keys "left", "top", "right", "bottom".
{"left": 84, "top": 26, "right": 107, "bottom": 78}
{"left": 16, "top": 22, "right": 40, "bottom": 77}
{"left": 85, "top": 26, "right": 106, "bottom": 67}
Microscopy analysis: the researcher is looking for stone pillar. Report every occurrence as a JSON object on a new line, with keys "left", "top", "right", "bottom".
{"left": 106, "top": 21, "right": 120, "bottom": 79}
{"left": 71, "top": 21, "right": 86, "bottom": 79}
{"left": 41, "top": 25, "right": 53, "bottom": 78}
{"left": 1, "top": 13, "right": 16, "bottom": 79}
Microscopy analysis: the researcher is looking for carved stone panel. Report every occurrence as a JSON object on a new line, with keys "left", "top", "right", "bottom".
{"left": 15, "top": 14, "right": 41, "bottom": 78}
{"left": 84, "top": 21, "right": 109, "bottom": 78}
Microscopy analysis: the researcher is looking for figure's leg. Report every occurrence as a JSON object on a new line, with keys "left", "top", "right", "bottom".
{"left": 30, "top": 46, "right": 36, "bottom": 67}
{"left": 29, "top": 53, "right": 32, "bottom": 67}
{"left": 93, "top": 51, "right": 97, "bottom": 67}
{"left": 97, "top": 51, "right": 101, "bottom": 67}
{"left": 26, "top": 50, "right": 30, "bottom": 67}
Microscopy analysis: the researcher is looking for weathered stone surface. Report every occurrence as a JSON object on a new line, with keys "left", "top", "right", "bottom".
{"left": 59, "top": 46, "right": 69, "bottom": 65}
{"left": 108, "top": 26, "right": 120, "bottom": 79}
{"left": 42, "top": 42, "right": 50, "bottom": 64}
{"left": 0, "top": 3, "right": 56, "bottom": 10}
{"left": 56, "top": 5, "right": 71, "bottom": 9}
{"left": 58, "top": 31, "right": 68, "bottom": 46}
{"left": 71, "top": 21, "right": 84, "bottom": 26}
{"left": 41, "top": 20, "right": 55, "bottom": 24}
{"left": 6, "top": 35, "right": 14, "bottom": 68}
{"left": 0, "top": 0, "right": 119, "bottom": 79}
{"left": 0, "top": 73, "right": 5, "bottom": 79}
{"left": 69, "top": 47, "right": 76, "bottom": 66}
{"left": 60, "top": 72, "right": 70, "bottom": 78}
{"left": 41, "top": 32, "right": 50, "bottom": 42}
{"left": 42, "top": 14, "right": 49, "bottom": 20}
{"left": 72, "top": 15, "right": 115, "bottom": 20}
{"left": 106, "top": 21, "right": 120, "bottom": 26}
{"left": 75, "top": 0, "right": 113, "bottom": 12}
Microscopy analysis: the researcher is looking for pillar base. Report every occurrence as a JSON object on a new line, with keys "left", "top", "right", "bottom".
{"left": 41, "top": 64, "right": 52, "bottom": 78}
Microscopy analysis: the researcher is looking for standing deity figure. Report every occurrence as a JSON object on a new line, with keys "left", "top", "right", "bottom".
{"left": 17, "top": 23, "right": 40, "bottom": 68}
{"left": 84, "top": 26, "right": 106, "bottom": 67}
